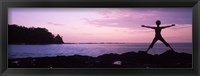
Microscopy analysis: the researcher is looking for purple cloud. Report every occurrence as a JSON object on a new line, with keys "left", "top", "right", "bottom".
{"left": 85, "top": 8, "right": 192, "bottom": 29}
{"left": 47, "top": 22, "right": 65, "bottom": 26}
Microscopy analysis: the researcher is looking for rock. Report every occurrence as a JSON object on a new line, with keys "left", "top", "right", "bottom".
{"left": 8, "top": 50, "right": 192, "bottom": 68}
{"left": 113, "top": 61, "right": 122, "bottom": 65}
{"left": 54, "top": 34, "right": 64, "bottom": 44}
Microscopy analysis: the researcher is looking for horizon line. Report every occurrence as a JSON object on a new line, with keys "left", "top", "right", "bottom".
{"left": 64, "top": 42, "right": 192, "bottom": 44}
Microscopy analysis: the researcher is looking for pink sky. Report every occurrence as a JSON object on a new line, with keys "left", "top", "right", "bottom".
{"left": 8, "top": 8, "right": 192, "bottom": 43}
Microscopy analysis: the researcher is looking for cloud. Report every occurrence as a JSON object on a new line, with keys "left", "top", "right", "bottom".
{"left": 169, "top": 24, "right": 192, "bottom": 30}
{"left": 84, "top": 8, "right": 192, "bottom": 29}
{"left": 47, "top": 22, "right": 65, "bottom": 26}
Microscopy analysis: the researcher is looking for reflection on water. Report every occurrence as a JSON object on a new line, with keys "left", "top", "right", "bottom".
{"left": 8, "top": 43, "right": 192, "bottom": 59}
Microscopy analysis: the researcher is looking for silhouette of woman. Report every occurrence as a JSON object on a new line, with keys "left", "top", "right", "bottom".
{"left": 141, "top": 20, "right": 175, "bottom": 52}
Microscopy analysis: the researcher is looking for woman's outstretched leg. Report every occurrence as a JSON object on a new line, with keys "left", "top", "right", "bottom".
{"left": 146, "top": 38, "right": 158, "bottom": 52}
{"left": 160, "top": 38, "right": 174, "bottom": 51}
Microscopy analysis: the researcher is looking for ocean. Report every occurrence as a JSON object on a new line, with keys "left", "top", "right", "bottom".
{"left": 8, "top": 43, "right": 192, "bottom": 59}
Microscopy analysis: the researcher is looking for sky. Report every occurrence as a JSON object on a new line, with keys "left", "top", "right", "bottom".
{"left": 8, "top": 8, "right": 192, "bottom": 43}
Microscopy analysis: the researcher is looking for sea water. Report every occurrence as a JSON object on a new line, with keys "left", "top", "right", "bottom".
{"left": 8, "top": 43, "right": 192, "bottom": 59}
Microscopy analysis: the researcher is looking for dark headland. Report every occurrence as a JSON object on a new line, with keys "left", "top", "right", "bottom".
{"left": 8, "top": 50, "right": 192, "bottom": 68}
{"left": 9, "top": 24, "right": 64, "bottom": 44}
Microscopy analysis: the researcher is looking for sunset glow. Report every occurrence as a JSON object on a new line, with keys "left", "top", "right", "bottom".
{"left": 8, "top": 8, "right": 192, "bottom": 43}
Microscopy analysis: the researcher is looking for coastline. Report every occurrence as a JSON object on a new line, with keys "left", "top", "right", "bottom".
{"left": 8, "top": 50, "right": 192, "bottom": 68}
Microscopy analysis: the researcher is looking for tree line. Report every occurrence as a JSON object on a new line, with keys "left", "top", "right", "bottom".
{"left": 8, "top": 24, "right": 64, "bottom": 44}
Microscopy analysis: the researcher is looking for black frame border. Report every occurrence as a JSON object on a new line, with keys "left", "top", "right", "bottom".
{"left": 0, "top": 0, "right": 199, "bottom": 76}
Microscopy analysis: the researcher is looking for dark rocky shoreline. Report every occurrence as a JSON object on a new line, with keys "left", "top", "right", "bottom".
{"left": 8, "top": 50, "right": 192, "bottom": 68}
